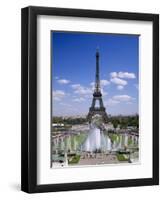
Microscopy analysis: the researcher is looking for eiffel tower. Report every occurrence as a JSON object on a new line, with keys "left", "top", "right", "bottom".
{"left": 87, "top": 49, "right": 108, "bottom": 123}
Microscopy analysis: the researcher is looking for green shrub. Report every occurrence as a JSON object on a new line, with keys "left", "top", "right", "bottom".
{"left": 68, "top": 155, "right": 81, "bottom": 164}
{"left": 116, "top": 153, "right": 128, "bottom": 161}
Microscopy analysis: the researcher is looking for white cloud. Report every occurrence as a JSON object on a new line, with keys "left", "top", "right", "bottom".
{"left": 110, "top": 71, "right": 136, "bottom": 79}
{"left": 90, "top": 79, "right": 110, "bottom": 88}
{"left": 71, "top": 84, "right": 92, "bottom": 95}
{"left": 73, "top": 97, "right": 85, "bottom": 102}
{"left": 100, "top": 79, "right": 110, "bottom": 86}
{"left": 110, "top": 72, "right": 117, "bottom": 78}
{"left": 71, "top": 84, "right": 81, "bottom": 89}
{"left": 117, "top": 85, "right": 124, "bottom": 90}
{"left": 57, "top": 79, "right": 70, "bottom": 84}
{"left": 105, "top": 99, "right": 120, "bottom": 106}
{"left": 110, "top": 77, "right": 127, "bottom": 86}
{"left": 113, "top": 95, "right": 133, "bottom": 102}
{"left": 110, "top": 71, "right": 136, "bottom": 90}
{"left": 105, "top": 94, "right": 134, "bottom": 107}
{"left": 118, "top": 72, "right": 136, "bottom": 79}
{"left": 53, "top": 90, "right": 65, "bottom": 101}
{"left": 74, "top": 87, "right": 92, "bottom": 95}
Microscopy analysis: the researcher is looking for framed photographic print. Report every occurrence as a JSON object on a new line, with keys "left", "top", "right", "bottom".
{"left": 21, "top": 6, "right": 159, "bottom": 193}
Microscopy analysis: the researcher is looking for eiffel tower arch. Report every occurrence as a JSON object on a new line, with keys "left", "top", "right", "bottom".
{"left": 87, "top": 49, "right": 109, "bottom": 123}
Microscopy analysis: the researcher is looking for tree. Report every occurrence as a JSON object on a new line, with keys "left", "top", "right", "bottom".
{"left": 120, "top": 119, "right": 128, "bottom": 129}
{"left": 112, "top": 119, "right": 119, "bottom": 131}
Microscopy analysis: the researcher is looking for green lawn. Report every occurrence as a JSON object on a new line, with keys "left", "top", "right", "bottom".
{"left": 116, "top": 153, "right": 129, "bottom": 161}
{"left": 110, "top": 134, "right": 120, "bottom": 143}
{"left": 128, "top": 138, "right": 133, "bottom": 145}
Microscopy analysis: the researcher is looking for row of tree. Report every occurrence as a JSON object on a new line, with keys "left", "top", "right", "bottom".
{"left": 52, "top": 116, "right": 87, "bottom": 125}
{"left": 52, "top": 115, "right": 139, "bottom": 128}
{"left": 110, "top": 115, "right": 139, "bottom": 129}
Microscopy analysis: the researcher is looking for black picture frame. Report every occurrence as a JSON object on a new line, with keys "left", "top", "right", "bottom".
{"left": 21, "top": 6, "right": 159, "bottom": 193}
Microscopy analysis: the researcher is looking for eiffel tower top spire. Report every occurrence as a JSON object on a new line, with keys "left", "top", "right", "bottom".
{"left": 94, "top": 48, "right": 101, "bottom": 93}
{"left": 95, "top": 48, "right": 101, "bottom": 93}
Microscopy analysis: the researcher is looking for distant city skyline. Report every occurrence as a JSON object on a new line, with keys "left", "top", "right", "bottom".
{"left": 52, "top": 31, "right": 139, "bottom": 116}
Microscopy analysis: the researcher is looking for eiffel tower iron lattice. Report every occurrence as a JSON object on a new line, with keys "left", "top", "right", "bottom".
{"left": 87, "top": 49, "right": 109, "bottom": 123}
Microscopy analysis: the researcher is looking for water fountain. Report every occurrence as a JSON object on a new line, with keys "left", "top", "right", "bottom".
{"left": 82, "top": 115, "right": 111, "bottom": 152}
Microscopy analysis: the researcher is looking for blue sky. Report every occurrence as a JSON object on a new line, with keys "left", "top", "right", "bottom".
{"left": 52, "top": 31, "right": 139, "bottom": 116}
